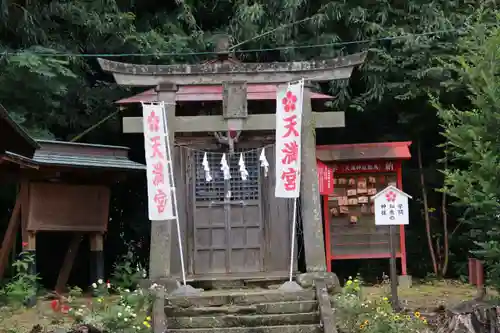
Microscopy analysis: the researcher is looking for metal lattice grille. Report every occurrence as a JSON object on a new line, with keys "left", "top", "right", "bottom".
{"left": 194, "top": 150, "right": 260, "bottom": 202}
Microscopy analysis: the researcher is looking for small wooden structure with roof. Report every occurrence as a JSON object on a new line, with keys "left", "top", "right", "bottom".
{"left": 316, "top": 141, "right": 412, "bottom": 276}
{"left": 115, "top": 83, "right": 338, "bottom": 281}
{"left": 98, "top": 41, "right": 365, "bottom": 290}
{"left": 0, "top": 105, "right": 145, "bottom": 292}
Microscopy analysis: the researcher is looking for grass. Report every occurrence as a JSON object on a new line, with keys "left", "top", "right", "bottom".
{"left": 363, "top": 279, "right": 494, "bottom": 311}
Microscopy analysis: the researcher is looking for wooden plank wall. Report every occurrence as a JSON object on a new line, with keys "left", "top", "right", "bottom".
{"left": 261, "top": 145, "right": 296, "bottom": 273}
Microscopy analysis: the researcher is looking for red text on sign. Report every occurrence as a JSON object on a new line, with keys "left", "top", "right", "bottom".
{"left": 281, "top": 168, "right": 298, "bottom": 191}
{"left": 152, "top": 161, "right": 165, "bottom": 186}
{"left": 281, "top": 141, "right": 299, "bottom": 165}
{"left": 150, "top": 136, "right": 164, "bottom": 159}
{"left": 154, "top": 189, "right": 168, "bottom": 213}
{"left": 282, "top": 115, "right": 299, "bottom": 138}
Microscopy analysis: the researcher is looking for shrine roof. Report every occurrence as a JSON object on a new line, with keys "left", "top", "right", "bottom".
{"left": 0, "top": 104, "right": 40, "bottom": 158}
{"left": 32, "top": 140, "right": 145, "bottom": 171}
{"left": 316, "top": 141, "right": 412, "bottom": 162}
{"left": 115, "top": 84, "right": 333, "bottom": 104}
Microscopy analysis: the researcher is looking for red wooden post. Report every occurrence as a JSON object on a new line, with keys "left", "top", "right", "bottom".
{"left": 468, "top": 258, "right": 484, "bottom": 287}
{"left": 396, "top": 161, "right": 408, "bottom": 275}
{"left": 476, "top": 260, "right": 484, "bottom": 288}
{"left": 469, "top": 258, "right": 476, "bottom": 285}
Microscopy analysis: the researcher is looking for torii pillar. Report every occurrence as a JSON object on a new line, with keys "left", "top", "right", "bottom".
{"left": 98, "top": 51, "right": 366, "bottom": 281}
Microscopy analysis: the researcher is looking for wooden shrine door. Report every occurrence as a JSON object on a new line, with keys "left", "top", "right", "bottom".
{"left": 192, "top": 149, "right": 264, "bottom": 276}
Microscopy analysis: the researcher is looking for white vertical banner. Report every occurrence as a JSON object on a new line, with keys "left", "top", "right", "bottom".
{"left": 275, "top": 80, "right": 304, "bottom": 198}
{"left": 142, "top": 102, "right": 175, "bottom": 220}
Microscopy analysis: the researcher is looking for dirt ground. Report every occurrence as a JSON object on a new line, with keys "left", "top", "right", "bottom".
{"left": 0, "top": 302, "right": 72, "bottom": 333}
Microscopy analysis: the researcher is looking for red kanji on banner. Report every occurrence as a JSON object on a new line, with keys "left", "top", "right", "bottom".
{"left": 281, "top": 141, "right": 299, "bottom": 165}
{"left": 282, "top": 90, "right": 298, "bottom": 113}
{"left": 152, "top": 161, "right": 164, "bottom": 186}
{"left": 154, "top": 189, "right": 168, "bottom": 213}
{"left": 147, "top": 111, "right": 160, "bottom": 132}
{"left": 150, "top": 136, "right": 164, "bottom": 159}
{"left": 281, "top": 168, "right": 298, "bottom": 191}
{"left": 282, "top": 115, "right": 299, "bottom": 138}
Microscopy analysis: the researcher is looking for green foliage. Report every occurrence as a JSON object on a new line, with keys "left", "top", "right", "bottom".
{"left": 433, "top": 10, "right": 500, "bottom": 289}
{"left": 111, "top": 246, "right": 147, "bottom": 291}
{"left": 50, "top": 281, "right": 153, "bottom": 333}
{"left": 2, "top": 250, "right": 38, "bottom": 308}
{"left": 335, "top": 276, "right": 429, "bottom": 333}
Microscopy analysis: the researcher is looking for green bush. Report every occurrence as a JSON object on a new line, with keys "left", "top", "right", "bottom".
{"left": 334, "top": 277, "right": 429, "bottom": 333}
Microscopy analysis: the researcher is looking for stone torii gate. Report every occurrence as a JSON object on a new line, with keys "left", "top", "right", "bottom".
{"left": 98, "top": 51, "right": 366, "bottom": 283}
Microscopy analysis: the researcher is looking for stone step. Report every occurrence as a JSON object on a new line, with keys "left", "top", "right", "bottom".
{"left": 168, "top": 290, "right": 315, "bottom": 308}
{"left": 168, "top": 324, "right": 322, "bottom": 333}
{"left": 168, "top": 312, "right": 320, "bottom": 329}
{"left": 165, "top": 301, "right": 318, "bottom": 316}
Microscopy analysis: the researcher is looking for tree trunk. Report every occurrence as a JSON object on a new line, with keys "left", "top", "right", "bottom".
{"left": 418, "top": 140, "right": 439, "bottom": 275}
{"left": 441, "top": 152, "right": 450, "bottom": 277}
{"left": 438, "top": 301, "right": 500, "bottom": 333}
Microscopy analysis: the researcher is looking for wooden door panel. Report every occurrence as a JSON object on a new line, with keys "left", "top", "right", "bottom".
{"left": 194, "top": 205, "right": 228, "bottom": 274}
{"left": 192, "top": 149, "right": 264, "bottom": 275}
{"left": 229, "top": 203, "right": 262, "bottom": 273}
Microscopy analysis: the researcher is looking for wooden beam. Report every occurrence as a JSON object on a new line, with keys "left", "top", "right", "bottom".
{"left": 97, "top": 53, "right": 367, "bottom": 86}
{"left": 122, "top": 112, "right": 345, "bottom": 134}
{"left": 0, "top": 194, "right": 22, "bottom": 279}
{"left": 55, "top": 234, "right": 83, "bottom": 293}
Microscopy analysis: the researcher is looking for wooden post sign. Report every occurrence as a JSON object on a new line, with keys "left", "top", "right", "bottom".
{"left": 141, "top": 102, "right": 175, "bottom": 221}
{"left": 372, "top": 186, "right": 411, "bottom": 226}
{"left": 372, "top": 185, "right": 412, "bottom": 311}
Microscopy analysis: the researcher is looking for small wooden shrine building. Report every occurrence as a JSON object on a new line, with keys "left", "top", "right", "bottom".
{"left": 0, "top": 104, "right": 145, "bottom": 289}
{"left": 98, "top": 47, "right": 366, "bottom": 286}
{"left": 115, "top": 84, "right": 336, "bottom": 280}
{"left": 316, "top": 141, "right": 412, "bottom": 277}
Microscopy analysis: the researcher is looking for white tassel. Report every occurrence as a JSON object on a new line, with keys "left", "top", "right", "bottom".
{"left": 238, "top": 153, "right": 249, "bottom": 181}
{"left": 259, "top": 148, "right": 269, "bottom": 177}
{"left": 202, "top": 152, "right": 212, "bottom": 182}
{"left": 220, "top": 153, "right": 231, "bottom": 180}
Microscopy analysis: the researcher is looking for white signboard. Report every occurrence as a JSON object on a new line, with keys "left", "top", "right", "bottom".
{"left": 142, "top": 103, "right": 175, "bottom": 221}
{"left": 275, "top": 81, "right": 304, "bottom": 198}
{"left": 372, "top": 186, "right": 412, "bottom": 226}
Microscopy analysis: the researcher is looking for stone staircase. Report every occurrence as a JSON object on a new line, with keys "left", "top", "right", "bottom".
{"left": 164, "top": 288, "right": 324, "bottom": 333}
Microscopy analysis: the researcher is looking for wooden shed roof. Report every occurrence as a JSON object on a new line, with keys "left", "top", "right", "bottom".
{"left": 316, "top": 141, "right": 412, "bottom": 162}
{"left": 33, "top": 140, "right": 145, "bottom": 171}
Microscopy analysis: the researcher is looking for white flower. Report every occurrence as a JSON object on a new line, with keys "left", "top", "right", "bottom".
{"left": 131, "top": 313, "right": 137, "bottom": 318}
{"left": 124, "top": 318, "right": 128, "bottom": 322}
{"left": 98, "top": 279, "right": 104, "bottom": 284}
{"left": 107, "top": 283, "right": 111, "bottom": 288}
{"left": 118, "top": 312, "right": 122, "bottom": 317}
{"left": 125, "top": 289, "right": 130, "bottom": 293}
{"left": 92, "top": 283, "right": 97, "bottom": 288}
